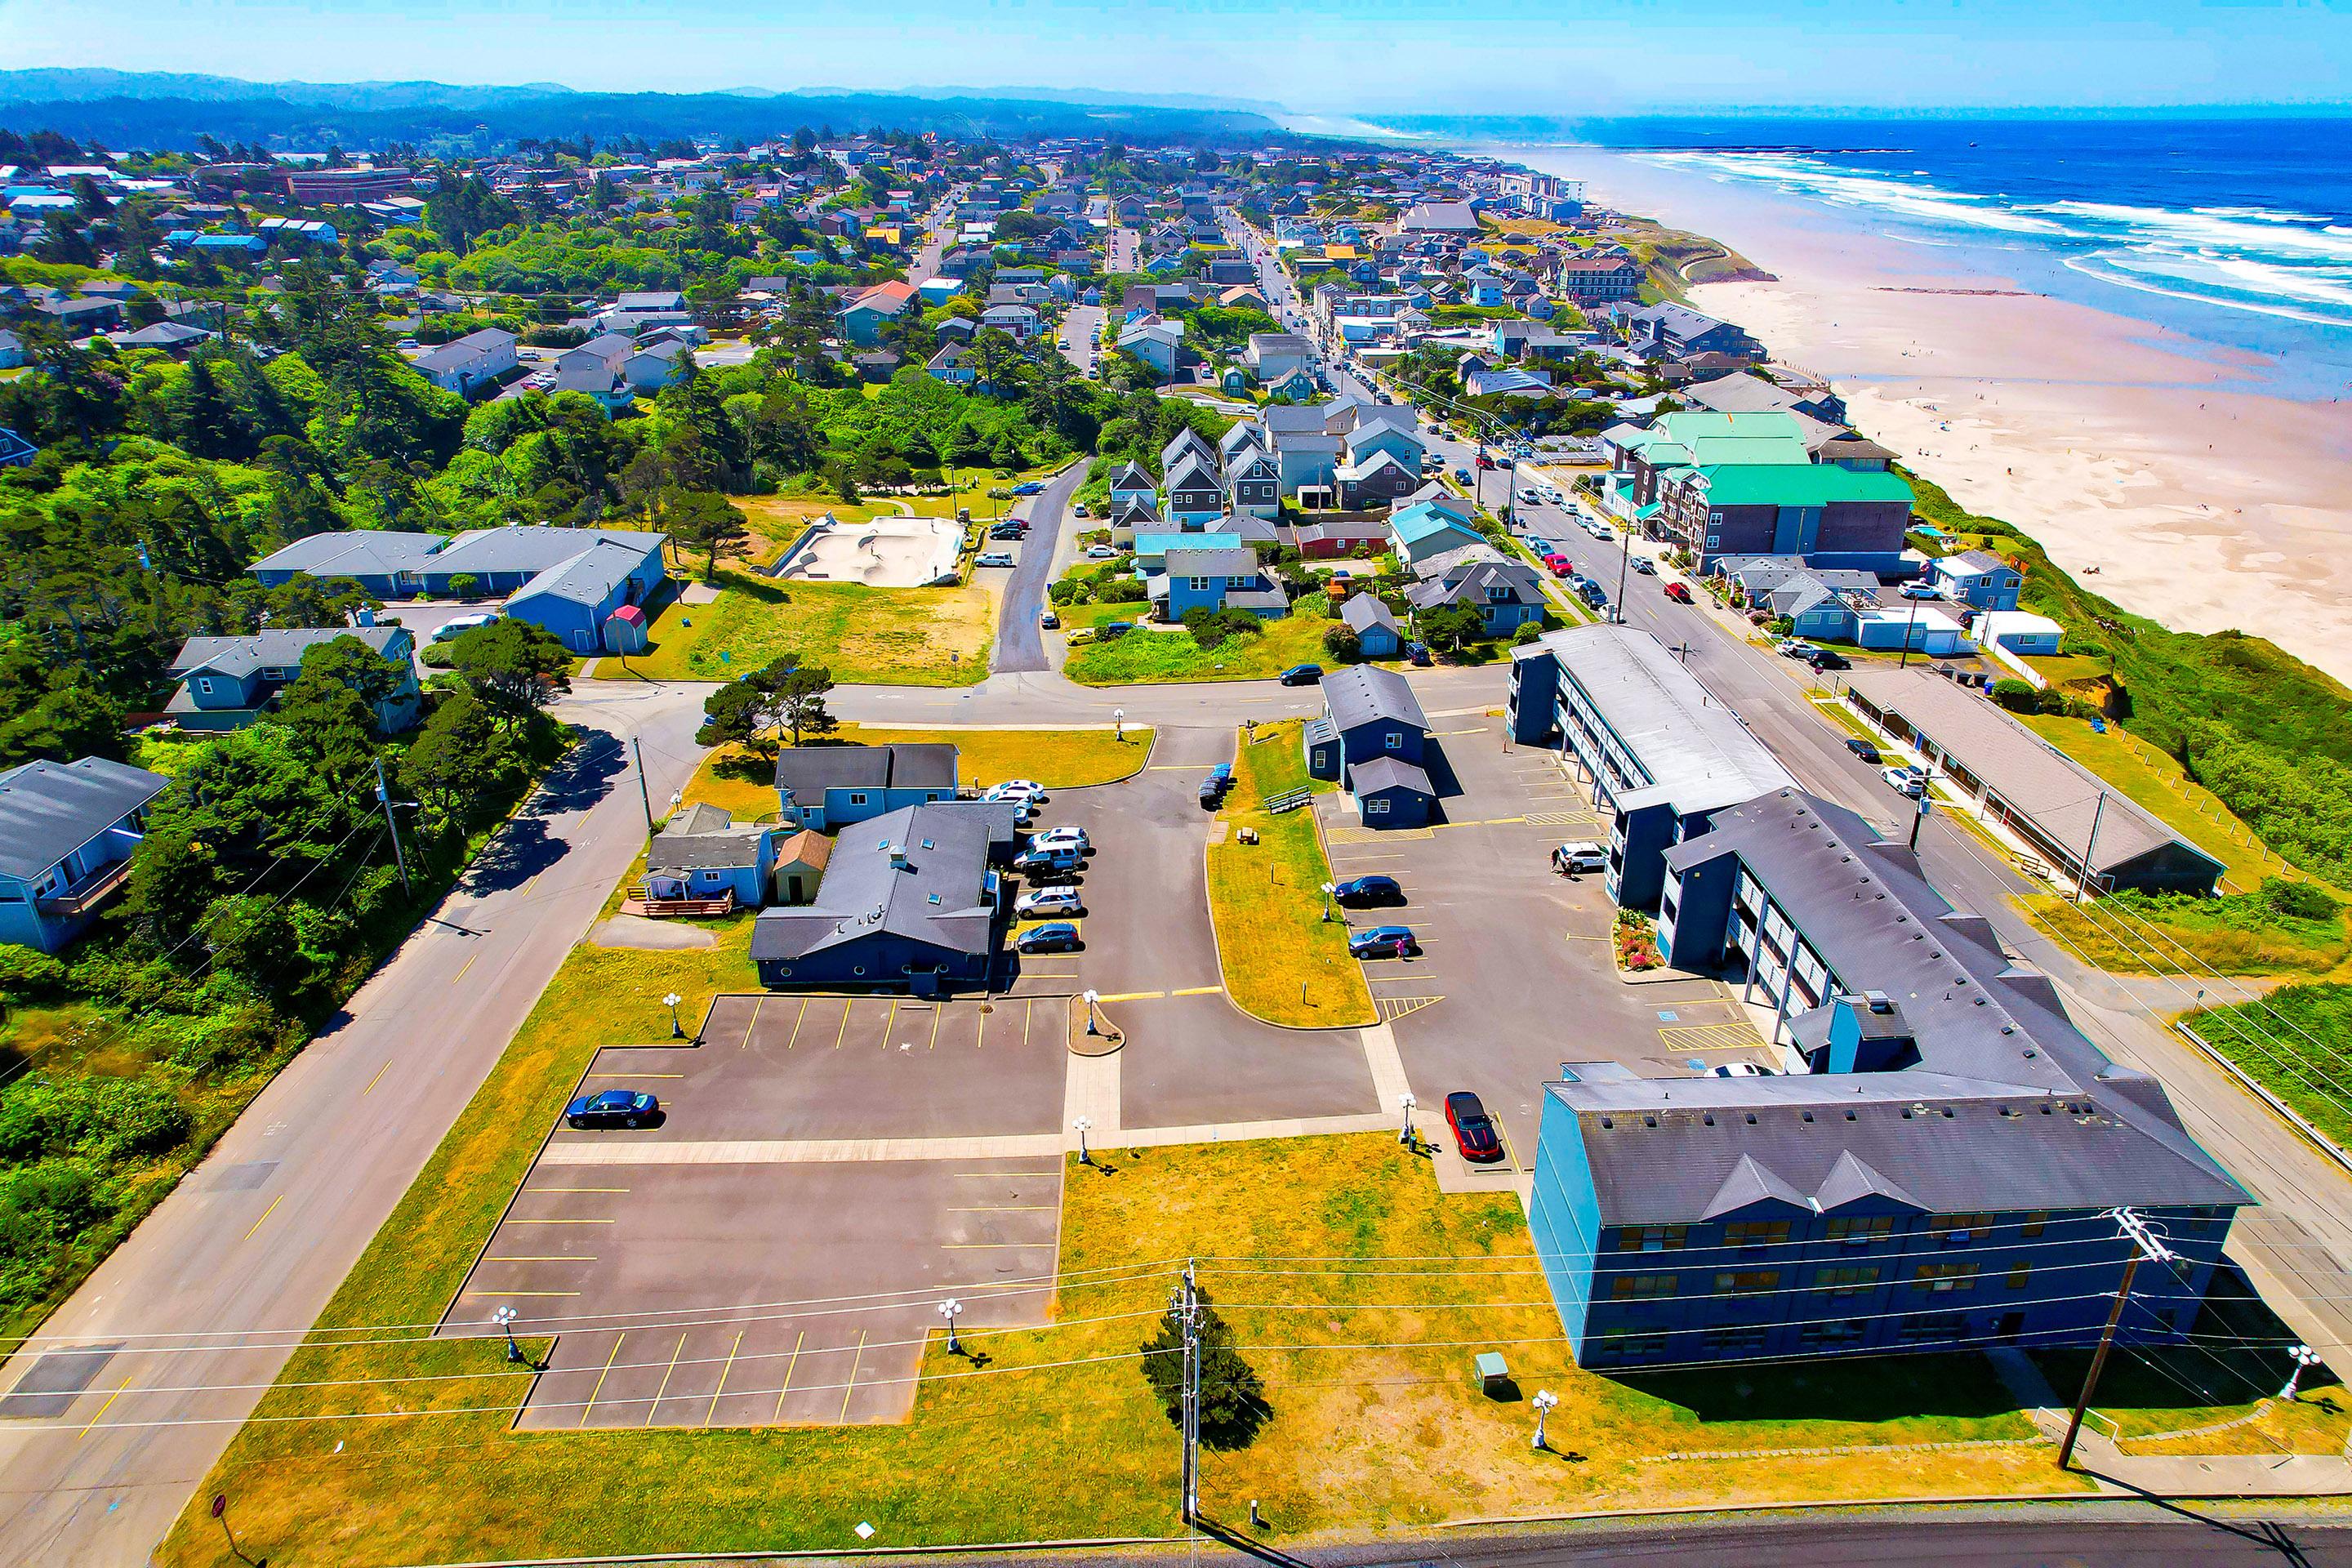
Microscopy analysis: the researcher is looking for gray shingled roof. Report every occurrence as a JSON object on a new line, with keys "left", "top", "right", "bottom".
{"left": 748, "top": 801, "right": 997, "bottom": 961}
{"left": 1348, "top": 755, "right": 1432, "bottom": 798}
{"left": 773, "top": 743, "right": 957, "bottom": 802}
{"left": 246, "top": 531, "right": 446, "bottom": 579}
{"left": 507, "top": 538, "right": 657, "bottom": 611}
{"left": 167, "top": 626, "right": 406, "bottom": 681}
{"left": 0, "top": 757, "right": 169, "bottom": 880}
{"left": 1341, "top": 595, "right": 1401, "bottom": 636}
{"left": 430, "top": 527, "right": 666, "bottom": 578}
{"left": 1322, "top": 664, "right": 1428, "bottom": 735}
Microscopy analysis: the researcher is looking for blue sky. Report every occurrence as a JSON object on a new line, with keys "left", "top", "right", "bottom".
{"left": 4, "top": 0, "right": 2347, "bottom": 114}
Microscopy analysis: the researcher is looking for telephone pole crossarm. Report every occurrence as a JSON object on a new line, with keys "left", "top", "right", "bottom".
{"left": 2059, "top": 1207, "right": 2175, "bottom": 1470}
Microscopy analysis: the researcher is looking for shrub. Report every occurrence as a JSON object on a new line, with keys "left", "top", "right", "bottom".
{"left": 1512, "top": 621, "right": 1544, "bottom": 645}
{"left": 2261, "top": 876, "right": 2342, "bottom": 924}
{"left": 0, "top": 947, "right": 70, "bottom": 1001}
{"left": 0, "top": 1076, "right": 191, "bottom": 1163}
{"left": 1322, "top": 624, "right": 1363, "bottom": 664}
{"left": 1992, "top": 679, "right": 2042, "bottom": 713}
{"left": 1047, "top": 579, "right": 1079, "bottom": 605}
{"left": 448, "top": 573, "right": 483, "bottom": 600}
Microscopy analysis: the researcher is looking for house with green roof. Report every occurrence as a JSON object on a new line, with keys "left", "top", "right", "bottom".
{"left": 1386, "top": 501, "right": 1486, "bottom": 566}
{"left": 1666, "top": 462, "right": 1917, "bottom": 573}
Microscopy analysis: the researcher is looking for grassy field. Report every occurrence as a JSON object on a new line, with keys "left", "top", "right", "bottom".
{"left": 1204, "top": 720, "right": 1374, "bottom": 1028}
{"left": 1065, "top": 616, "right": 1330, "bottom": 685}
{"left": 2019, "top": 714, "right": 2303, "bottom": 896}
{"left": 157, "top": 1129, "right": 2145, "bottom": 1565}
{"left": 2186, "top": 982, "right": 2352, "bottom": 1152}
{"left": 2025, "top": 890, "right": 2349, "bottom": 979}
{"left": 678, "top": 727, "right": 1153, "bottom": 819}
{"left": 621, "top": 572, "right": 993, "bottom": 685}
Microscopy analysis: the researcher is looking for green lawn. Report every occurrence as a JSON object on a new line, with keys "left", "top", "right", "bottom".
{"left": 1205, "top": 720, "right": 1373, "bottom": 1028}
{"left": 1065, "top": 616, "right": 1330, "bottom": 685}
{"left": 618, "top": 572, "right": 993, "bottom": 686}
{"left": 2018, "top": 714, "right": 2297, "bottom": 896}
{"left": 2025, "top": 890, "right": 2348, "bottom": 979}
{"left": 2187, "top": 982, "right": 2352, "bottom": 1152}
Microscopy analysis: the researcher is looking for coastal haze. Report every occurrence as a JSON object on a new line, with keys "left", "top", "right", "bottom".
{"left": 1510, "top": 131, "right": 2352, "bottom": 685}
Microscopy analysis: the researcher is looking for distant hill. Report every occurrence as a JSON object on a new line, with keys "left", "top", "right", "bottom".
{"left": 0, "top": 69, "right": 1280, "bottom": 149}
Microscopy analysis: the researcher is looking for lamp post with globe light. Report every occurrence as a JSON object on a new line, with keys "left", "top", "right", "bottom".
{"left": 1531, "top": 1388, "right": 1558, "bottom": 1450}
{"left": 665, "top": 992, "right": 684, "bottom": 1039}
{"left": 939, "top": 1298, "right": 964, "bottom": 1356}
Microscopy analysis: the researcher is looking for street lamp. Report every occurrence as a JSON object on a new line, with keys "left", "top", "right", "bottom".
{"left": 1113, "top": 707, "right": 1126, "bottom": 742}
{"left": 938, "top": 1298, "right": 964, "bottom": 1356}
{"left": 493, "top": 1305, "right": 523, "bottom": 1364}
{"left": 1398, "top": 1091, "right": 1417, "bottom": 1148}
{"left": 1074, "top": 1114, "right": 1094, "bottom": 1166}
{"left": 1320, "top": 880, "right": 1336, "bottom": 923}
{"left": 664, "top": 992, "right": 684, "bottom": 1039}
{"left": 1531, "top": 1388, "right": 1558, "bottom": 1450}
{"left": 2282, "top": 1344, "right": 2323, "bottom": 1400}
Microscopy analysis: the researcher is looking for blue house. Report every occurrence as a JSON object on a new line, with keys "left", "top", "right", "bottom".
{"left": 419, "top": 526, "right": 667, "bottom": 602}
{"left": 1528, "top": 787, "right": 2249, "bottom": 1372}
{"left": 1340, "top": 594, "right": 1404, "bottom": 658}
{"left": 1405, "top": 546, "right": 1546, "bottom": 636}
{"left": 1133, "top": 532, "right": 1244, "bottom": 572}
{"left": 499, "top": 536, "right": 673, "bottom": 654}
{"left": 1152, "top": 545, "right": 1289, "bottom": 621}
{"left": 0, "top": 758, "right": 169, "bottom": 954}
{"left": 1388, "top": 501, "right": 1486, "bottom": 566}
{"left": 750, "top": 801, "right": 1009, "bottom": 996}
{"left": 774, "top": 743, "right": 958, "bottom": 831}
{"left": 165, "top": 628, "right": 421, "bottom": 733}
{"left": 644, "top": 804, "right": 774, "bottom": 909}
{"left": 247, "top": 531, "right": 447, "bottom": 598}
{"left": 1307, "top": 665, "right": 1437, "bottom": 827}
{"left": 1927, "top": 549, "right": 2025, "bottom": 611}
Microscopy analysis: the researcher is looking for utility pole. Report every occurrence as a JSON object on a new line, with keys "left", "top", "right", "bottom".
{"left": 1178, "top": 1261, "right": 1201, "bottom": 1525}
{"left": 631, "top": 737, "right": 656, "bottom": 838}
{"left": 2074, "top": 791, "right": 2108, "bottom": 904}
{"left": 1897, "top": 591, "right": 1923, "bottom": 669}
{"left": 372, "top": 754, "right": 411, "bottom": 896}
{"left": 2060, "top": 1207, "right": 2174, "bottom": 1469}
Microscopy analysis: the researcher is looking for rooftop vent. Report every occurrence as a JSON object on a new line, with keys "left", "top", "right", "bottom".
{"left": 1863, "top": 991, "right": 1895, "bottom": 1014}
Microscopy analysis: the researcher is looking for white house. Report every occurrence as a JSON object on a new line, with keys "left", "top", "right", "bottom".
{"left": 413, "top": 327, "right": 518, "bottom": 396}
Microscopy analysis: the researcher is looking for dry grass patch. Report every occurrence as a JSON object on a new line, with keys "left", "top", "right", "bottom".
{"left": 624, "top": 572, "right": 992, "bottom": 685}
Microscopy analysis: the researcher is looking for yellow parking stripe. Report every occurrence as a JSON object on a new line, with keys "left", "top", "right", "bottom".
{"left": 645, "top": 1333, "right": 687, "bottom": 1426}
{"left": 583, "top": 1334, "right": 625, "bottom": 1426}
{"left": 840, "top": 1330, "right": 866, "bottom": 1422}
{"left": 707, "top": 1331, "right": 742, "bottom": 1426}
{"left": 487, "top": 1256, "right": 596, "bottom": 1263}
{"left": 1171, "top": 985, "right": 1224, "bottom": 996}
{"left": 774, "top": 1330, "right": 805, "bottom": 1422}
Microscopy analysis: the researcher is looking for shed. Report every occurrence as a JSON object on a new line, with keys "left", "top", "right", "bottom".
{"left": 774, "top": 828, "right": 833, "bottom": 905}
{"left": 603, "top": 602, "right": 649, "bottom": 654}
{"left": 1349, "top": 755, "right": 1436, "bottom": 828}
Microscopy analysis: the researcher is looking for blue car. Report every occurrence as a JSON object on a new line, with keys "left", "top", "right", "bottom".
{"left": 1348, "top": 925, "right": 1419, "bottom": 959}
{"left": 1016, "top": 922, "right": 1083, "bottom": 954}
{"left": 566, "top": 1089, "right": 659, "bottom": 1129}
{"left": 1278, "top": 663, "right": 1324, "bottom": 686}
{"left": 1011, "top": 481, "right": 1045, "bottom": 496}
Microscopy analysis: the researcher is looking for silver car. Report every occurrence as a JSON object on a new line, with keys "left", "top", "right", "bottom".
{"left": 1015, "top": 886, "right": 1084, "bottom": 918}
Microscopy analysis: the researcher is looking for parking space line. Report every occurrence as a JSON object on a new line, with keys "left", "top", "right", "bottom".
{"left": 1171, "top": 985, "right": 1223, "bottom": 996}
{"left": 583, "top": 1334, "right": 625, "bottom": 1426}
{"left": 590, "top": 1072, "right": 683, "bottom": 1079}
{"left": 1436, "top": 727, "right": 1487, "bottom": 735}
{"left": 929, "top": 1005, "right": 943, "bottom": 1052}
{"left": 707, "top": 1331, "right": 742, "bottom": 1426}
{"left": 883, "top": 1000, "right": 899, "bottom": 1045}
{"left": 774, "top": 1331, "right": 804, "bottom": 1421}
{"left": 834, "top": 1000, "right": 853, "bottom": 1052}
{"left": 943, "top": 1241, "right": 1055, "bottom": 1249}
{"left": 530, "top": 1187, "right": 628, "bottom": 1194}
{"left": 646, "top": 1333, "right": 687, "bottom": 1426}
{"left": 465, "top": 1290, "right": 581, "bottom": 1298}
{"left": 840, "top": 1330, "right": 866, "bottom": 1422}
{"left": 787, "top": 996, "right": 809, "bottom": 1049}
{"left": 1094, "top": 990, "right": 1164, "bottom": 1002}
{"left": 739, "top": 997, "right": 764, "bottom": 1050}
{"left": 242, "top": 1194, "right": 283, "bottom": 1242}
{"left": 948, "top": 1205, "right": 1056, "bottom": 1211}
{"left": 504, "top": 1217, "right": 615, "bottom": 1224}
{"left": 487, "top": 1256, "right": 596, "bottom": 1263}
{"left": 1022, "top": 999, "right": 1036, "bottom": 1051}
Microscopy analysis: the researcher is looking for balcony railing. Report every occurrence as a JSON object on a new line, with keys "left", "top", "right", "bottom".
{"left": 35, "top": 857, "right": 136, "bottom": 917}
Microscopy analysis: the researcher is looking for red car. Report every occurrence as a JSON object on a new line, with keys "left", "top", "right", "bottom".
{"left": 1444, "top": 1091, "right": 1505, "bottom": 1163}
{"left": 1663, "top": 581, "right": 1695, "bottom": 604}
{"left": 1543, "top": 554, "right": 1574, "bottom": 577}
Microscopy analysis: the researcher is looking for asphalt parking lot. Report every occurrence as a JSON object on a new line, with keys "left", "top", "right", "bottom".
{"left": 444, "top": 993, "right": 1068, "bottom": 1429}
{"left": 1047, "top": 724, "right": 1381, "bottom": 1130}
{"left": 1315, "top": 708, "right": 1777, "bottom": 1168}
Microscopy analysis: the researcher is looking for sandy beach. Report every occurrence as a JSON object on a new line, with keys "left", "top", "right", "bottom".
{"left": 1508, "top": 147, "right": 2352, "bottom": 688}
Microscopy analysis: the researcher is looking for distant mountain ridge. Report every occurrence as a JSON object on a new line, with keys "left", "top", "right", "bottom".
{"left": 0, "top": 68, "right": 1281, "bottom": 148}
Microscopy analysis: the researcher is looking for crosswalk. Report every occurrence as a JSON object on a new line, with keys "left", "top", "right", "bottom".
{"left": 1375, "top": 995, "right": 1444, "bottom": 1023}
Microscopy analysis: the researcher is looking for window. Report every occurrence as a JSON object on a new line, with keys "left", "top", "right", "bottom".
{"left": 1365, "top": 799, "right": 1390, "bottom": 815}
{"left": 1913, "top": 1263, "right": 1980, "bottom": 1293}
{"left": 1724, "top": 1221, "right": 1789, "bottom": 1250}
{"left": 847, "top": 792, "right": 869, "bottom": 807}
{"left": 2007, "top": 1261, "right": 2033, "bottom": 1292}
{"left": 1383, "top": 733, "right": 1402, "bottom": 750}
{"left": 1704, "top": 1326, "right": 1768, "bottom": 1353}
{"left": 1826, "top": 1215, "right": 1895, "bottom": 1246}
{"left": 1614, "top": 1334, "right": 1670, "bottom": 1360}
{"left": 1800, "top": 1318, "right": 1870, "bottom": 1348}
{"left": 196, "top": 678, "right": 215, "bottom": 696}
{"left": 1713, "top": 1269, "right": 1780, "bottom": 1297}
{"left": 1610, "top": 1273, "right": 1679, "bottom": 1300}
{"left": 2020, "top": 1212, "right": 2048, "bottom": 1239}
{"left": 1813, "top": 1266, "right": 1880, "bottom": 1295}
{"left": 1933, "top": 1213, "right": 1995, "bottom": 1244}
{"left": 1616, "top": 1225, "right": 1689, "bottom": 1253}
{"left": 1899, "top": 1312, "right": 1969, "bottom": 1343}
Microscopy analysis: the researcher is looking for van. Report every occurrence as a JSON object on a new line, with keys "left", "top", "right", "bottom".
{"left": 1017, "top": 843, "right": 1085, "bottom": 876}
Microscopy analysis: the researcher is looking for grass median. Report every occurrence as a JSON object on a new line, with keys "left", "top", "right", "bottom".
{"left": 1205, "top": 719, "right": 1374, "bottom": 1028}
{"left": 676, "top": 726, "right": 1156, "bottom": 824}
{"left": 161, "top": 1128, "right": 2134, "bottom": 1565}
{"left": 1065, "top": 616, "right": 1328, "bottom": 685}
{"left": 621, "top": 572, "right": 992, "bottom": 686}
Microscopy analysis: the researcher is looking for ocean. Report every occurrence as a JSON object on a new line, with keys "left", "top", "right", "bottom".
{"left": 1365, "top": 115, "right": 2352, "bottom": 400}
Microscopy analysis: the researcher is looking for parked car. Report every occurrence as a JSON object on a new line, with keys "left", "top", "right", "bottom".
{"left": 1015, "top": 886, "right": 1084, "bottom": 918}
{"left": 988, "top": 524, "right": 1026, "bottom": 541}
{"left": 1583, "top": 519, "right": 1613, "bottom": 541}
{"left": 430, "top": 611, "right": 501, "bottom": 644}
{"left": 1452, "top": 467, "right": 1473, "bottom": 484}
{"left": 1016, "top": 843, "right": 1085, "bottom": 875}
{"left": 1807, "top": 648, "right": 1851, "bottom": 671}
{"left": 1277, "top": 663, "right": 1324, "bottom": 686}
{"left": 1333, "top": 874, "right": 1405, "bottom": 907}
{"left": 1348, "top": 925, "right": 1419, "bottom": 960}
{"left": 1072, "top": 503, "right": 1089, "bottom": 519}
{"left": 1406, "top": 642, "right": 1432, "bottom": 666}
{"left": 1777, "top": 639, "right": 1819, "bottom": 659}
{"left": 1630, "top": 556, "right": 1658, "bottom": 576}
{"left": 1712, "top": 1062, "right": 1772, "bottom": 1078}
{"left": 1552, "top": 841, "right": 1609, "bottom": 875}
{"left": 1010, "top": 481, "right": 1045, "bottom": 496}
{"left": 1882, "top": 766, "right": 1927, "bottom": 799}
{"left": 1543, "top": 554, "right": 1574, "bottom": 577}
{"left": 1576, "top": 579, "right": 1608, "bottom": 609}
{"left": 1199, "top": 763, "right": 1233, "bottom": 808}
{"left": 987, "top": 779, "right": 1047, "bottom": 804}
{"left": 1015, "top": 922, "right": 1083, "bottom": 954}
{"left": 1844, "top": 737, "right": 1883, "bottom": 764}
{"left": 1662, "top": 581, "right": 1694, "bottom": 604}
{"left": 1100, "top": 621, "right": 1134, "bottom": 639}
{"left": 1029, "top": 825, "right": 1090, "bottom": 853}
{"left": 1900, "top": 582, "right": 1944, "bottom": 600}
{"left": 1039, "top": 606, "right": 1060, "bottom": 630}
{"left": 976, "top": 551, "right": 1016, "bottom": 568}
{"left": 566, "top": 1089, "right": 658, "bottom": 1129}
{"left": 1085, "top": 543, "right": 1121, "bottom": 559}
{"left": 1444, "top": 1091, "right": 1504, "bottom": 1163}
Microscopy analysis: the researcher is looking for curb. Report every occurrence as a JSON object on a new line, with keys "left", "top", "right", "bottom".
{"left": 409, "top": 1535, "right": 1193, "bottom": 1568}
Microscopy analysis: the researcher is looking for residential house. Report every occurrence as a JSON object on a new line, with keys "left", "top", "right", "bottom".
{"left": 1160, "top": 437, "right": 1225, "bottom": 528}
{"left": 1553, "top": 254, "right": 1642, "bottom": 304}
{"left": 1152, "top": 544, "right": 1287, "bottom": 622}
{"left": 247, "top": 530, "right": 447, "bottom": 597}
{"left": 1619, "top": 303, "right": 1762, "bottom": 363}
{"left": 750, "top": 801, "right": 1009, "bottom": 996}
{"left": 773, "top": 743, "right": 958, "bottom": 831}
{"left": 413, "top": 327, "right": 518, "bottom": 396}
{"left": 1243, "top": 332, "right": 1314, "bottom": 383}
{"left": 1340, "top": 593, "right": 1404, "bottom": 658}
{"left": 165, "top": 627, "right": 422, "bottom": 733}
{"left": 926, "top": 342, "right": 977, "bottom": 385}
{"left": 1387, "top": 499, "right": 1486, "bottom": 565}
{"left": 0, "top": 758, "right": 170, "bottom": 954}
{"left": 501, "top": 535, "right": 674, "bottom": 654}
{"left": 1303, "top": 664, "right": 1435, "bottom": 827}
{"left": 1290, "top": 518, "right": 1391, "bottom": 559}
{"left": 1116, "top": 316, "right": 1183, "bottom": 375}
{"left": 644, "top": 803, "right": 775, "bottom": 911}
{"left": 839, "top": 280, "right": 915, "bottom": 345}
{"left": 1224, "top": 445, "right": 1282, "bottom": 523}
{"left": 1927, "top": 549, "right": 2025, "bottom": 612}
{"left": 982, "top": 303, "right": 1045, "bottom": 341}
{"left": 554, "top": 332, "right": 638, "bottom": 410}
{"left": 1405, "top": 546, "right": 1546, "bottom": 636}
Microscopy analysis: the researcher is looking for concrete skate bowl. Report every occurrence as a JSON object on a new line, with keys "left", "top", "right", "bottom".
{"left": 773, "top": 513, "right": 963, "bottom": 587}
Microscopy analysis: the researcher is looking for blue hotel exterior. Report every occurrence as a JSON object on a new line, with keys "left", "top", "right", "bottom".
{"left": 1527, "top": 786, "right": 2249, "bottom": 1372}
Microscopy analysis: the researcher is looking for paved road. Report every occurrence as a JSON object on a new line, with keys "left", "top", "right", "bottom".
{"left": 989, "top": 461, "right": 1089, "bottom": 674}
{"left": 1059, "top": 303, "right": 1102, "bottom": 377}
{"left": 0, "top": 681, "right": 710, "bottom": 1568}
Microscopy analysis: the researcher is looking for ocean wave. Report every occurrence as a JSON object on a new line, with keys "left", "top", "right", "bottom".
{"left": 2065, "top": 251, "right": 2352, "bottom": 330}
{"left": 1639, "top": 151, "right": 2070, "bottom": 236}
